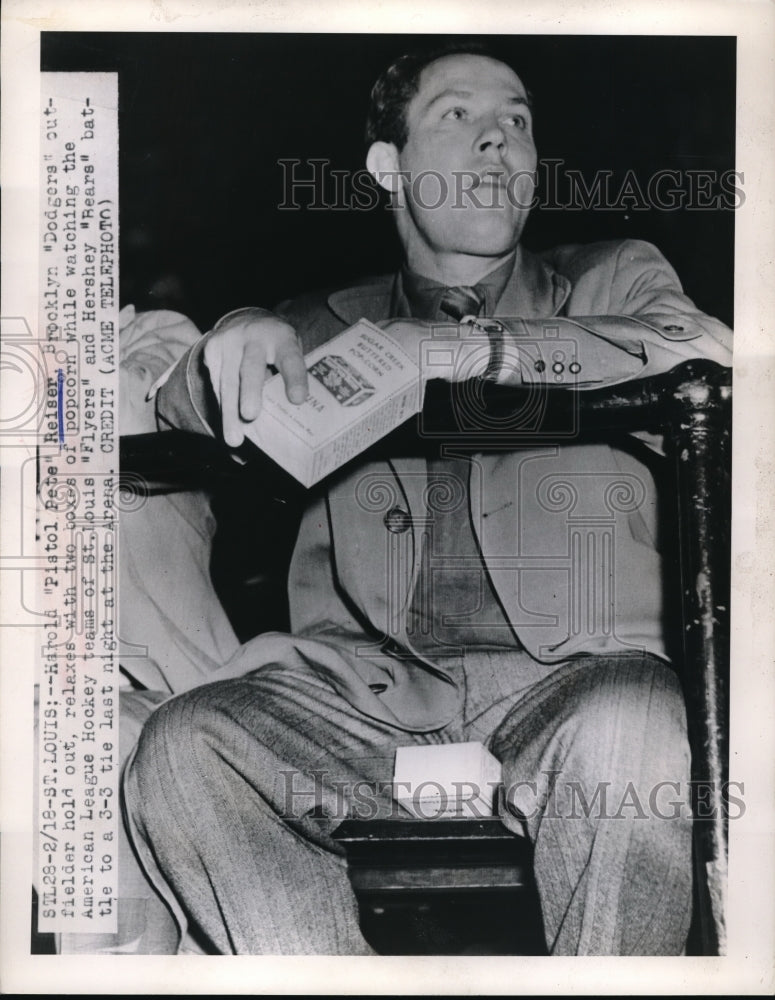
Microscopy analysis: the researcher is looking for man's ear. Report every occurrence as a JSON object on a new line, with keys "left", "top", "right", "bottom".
{"left": 366, "top": 141, "right": 403, "bottom": 195}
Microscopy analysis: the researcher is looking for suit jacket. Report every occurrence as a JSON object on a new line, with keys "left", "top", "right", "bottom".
{"left": 157, "top": 239, "right": 732, "bottom": 732}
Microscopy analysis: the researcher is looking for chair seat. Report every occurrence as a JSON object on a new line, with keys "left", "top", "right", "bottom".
{"left": 332, "top": 816, "right": 546, "bottom": 955}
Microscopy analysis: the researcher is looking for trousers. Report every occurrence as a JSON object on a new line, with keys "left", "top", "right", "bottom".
{"left": 123, "top": 648, "right": 693, "bottom": 955}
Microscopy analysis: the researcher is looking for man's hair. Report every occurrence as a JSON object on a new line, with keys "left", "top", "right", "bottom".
{"left": 365, "top": 40, "right": 524, "bottom": 150}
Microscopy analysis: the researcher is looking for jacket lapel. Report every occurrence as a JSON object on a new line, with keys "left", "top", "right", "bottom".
{"left": 327, "top": 276, "right": 397, "bottom": 326}
{"left": 325, "top": 456, "right": 425, "bottom": 643}
{"left": 496, "top": 245, "right": 570, "bottom": 318}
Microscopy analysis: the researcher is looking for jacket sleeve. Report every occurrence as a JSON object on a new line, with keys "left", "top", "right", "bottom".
{"left": 154, "top": 333, "right": 217, "bottom": 435}
{"left": 153, "top": 307, "right": 279, "bottom": 437}
{"left": 118, "top": 305, "right": 207, "bottom": 434}
{"left": 483, "top": 240, "right": 732, "bottom": 389}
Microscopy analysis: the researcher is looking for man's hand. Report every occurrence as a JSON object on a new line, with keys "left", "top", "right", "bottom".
{"left": 203, "top": 308, "right": 308, "bottom": 448}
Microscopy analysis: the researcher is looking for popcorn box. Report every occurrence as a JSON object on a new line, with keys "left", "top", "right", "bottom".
{"left": 393, "top": 741, "right": 503, "bottom": 819}
{"left": 254, "top": 319, "right": 423, "bottom": 487}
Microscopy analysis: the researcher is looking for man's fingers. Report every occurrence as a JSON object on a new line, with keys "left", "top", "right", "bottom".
{"left": 239, "top": 340, "right": 268, "bottom": 423}
{"left": 203, "top": 338, "right": 222, "bottom": 396}
{"left": 274, "top": 336, "right": 309, "bottom": 404}
{"left": 217, "top": 341, "right": 248, "bottom": 448}
{"left": 203, "top": 318, "right": 304, "bottom": 448}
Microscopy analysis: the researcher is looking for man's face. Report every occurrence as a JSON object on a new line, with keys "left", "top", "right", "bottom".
{"left": 394, "top": 54, "right": 537, "bottom": 265}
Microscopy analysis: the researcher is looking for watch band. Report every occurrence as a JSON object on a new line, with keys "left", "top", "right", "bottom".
{"left": 461, "top": 316, "right": 505, "bottom": 382}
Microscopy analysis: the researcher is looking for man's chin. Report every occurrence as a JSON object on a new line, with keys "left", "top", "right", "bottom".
{"left": 451, "top": 232, "right": 522, "bottom": 259}
{"left": 446, "top": 215, "right": 525, "bottom": 258}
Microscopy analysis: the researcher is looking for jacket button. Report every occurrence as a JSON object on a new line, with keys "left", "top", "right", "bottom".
{"left": 663, "top": 324, "right": 685, "bottom": 333}
{"left": 384, "top": 506, "right": 412, "bottom": 533}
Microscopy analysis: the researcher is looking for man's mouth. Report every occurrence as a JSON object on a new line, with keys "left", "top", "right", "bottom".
{"left": 474, "top": 171, "right": 508, "bottom": 189}
{"left": 464, "top": 171, "right": 510, "bottom": 207}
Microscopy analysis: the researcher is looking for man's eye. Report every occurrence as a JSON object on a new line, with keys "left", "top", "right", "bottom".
{"left": 503, "top": 114, "right": 527, "bottom": 129}
{"left": 442, "top": 107, "right": 467, "bottom": 121}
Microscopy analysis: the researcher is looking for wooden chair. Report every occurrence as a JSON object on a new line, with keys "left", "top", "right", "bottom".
{"left": 120, "top": 358, "right": 731, "bottom": 956}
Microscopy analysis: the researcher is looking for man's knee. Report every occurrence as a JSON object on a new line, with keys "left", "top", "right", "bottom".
{"left": 124, "top": 673, "right": 313, "bottom": 831}
{"left": 567, "top": 654, "right": 688, "bottom": 751}
{"left": 594, "top": 656, "right": 686, "bottom": 773}
{"left": 497, "top": 655, "right": 691, "bottom": 817}
{"left": 124, "top": 684, "right": 229, "bottom": 822}
{"left": 504, "top": 654, "right": 688, "bottom": 754}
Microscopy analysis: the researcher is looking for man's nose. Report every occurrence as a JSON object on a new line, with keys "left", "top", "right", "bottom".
{"left": 476, "top": 120, "right": 507, "bottom": 156}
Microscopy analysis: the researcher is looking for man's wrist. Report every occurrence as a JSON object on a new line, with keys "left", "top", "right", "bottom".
{"left": 419, "top": 319, "right": 501, "bottom": 383}
{"left": 481, "top": 321, "right": 505, "bottom": 382}
{"left": 464, "top": 317, "right": 505, "bottom": 382}
{"left": 212, "top": 305, "right": 276, "bottom": 334}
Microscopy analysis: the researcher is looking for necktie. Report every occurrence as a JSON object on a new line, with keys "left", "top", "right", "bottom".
{"left": 439, "top": 285, "right": 485, "bottom": 322}
{"left": 407, "top": 282, "right": 517, "bottom": 655}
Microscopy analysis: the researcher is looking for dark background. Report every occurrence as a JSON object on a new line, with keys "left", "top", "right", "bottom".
{"left": 41, "top": 32, "right": 736, "bottom": 331}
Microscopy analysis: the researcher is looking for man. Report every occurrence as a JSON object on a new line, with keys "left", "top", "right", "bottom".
{"left": 124, "top": 43, "right": 732, "bottom": 955}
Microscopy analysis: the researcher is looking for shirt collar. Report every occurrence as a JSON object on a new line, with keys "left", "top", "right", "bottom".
{"left": 326, "top": 245, "right": 571, "bottom": 326}
{"left": 395, "top": 251, "right": 518, "bottom": 320}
